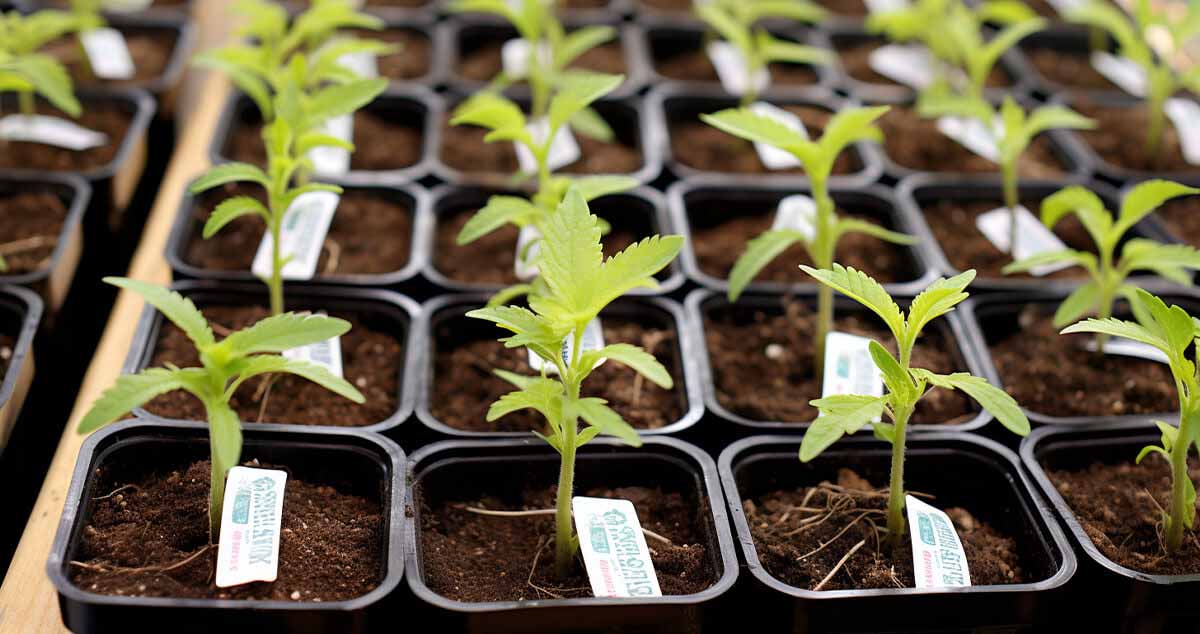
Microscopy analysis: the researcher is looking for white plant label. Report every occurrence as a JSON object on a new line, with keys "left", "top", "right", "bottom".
{"left": 81, "top": 27, "right": 136, "bottom": 80}
{"left": 771, "top": 194, "right": 817, "bottom": 241}
{"left": 0, "top": 115, "right": 107, "bottom": 150}
{"left": 283, "top": 332, "right": 345, "bottom": 379}
{"left": 906, "top": 495, "right": 971, "bottom": 589}
{"left": 308, "top": 114, "right": 353, "bottom": 176}
{"left": 515, "top": 118, "right": 580, "bottom": 174}
{"left": 748, "top": 101, "right": 806, "bottom": 169}
{"left": 868, "top": 44, "right": 935, "bottom": 89}
{"left": 1090, "top": 51, "right": 1147, "bottom": 97}
{"left": 514, "top": 224, "right": 541, "bottom": 281}
{"left": 1085, "top": 337, "right": 1170, "bottom": 364}
{"left": 501, "top": 39, "right": 551, "bottom": 80}
{"left": 1165, "top": 98, "right": 1200, "bottom": 165}
{"left": 1045, "top": 0, "right": 1083, "bottom": 15}
{"left": 529, "top": 317, "right": 605, "bottom": 374}
{"left": 937, "top": 116, "right": 1001, "bottom": 163}
{"left": 572, "top": 496, "right": 662, "bottom": 598}
{"left": 821, "top": 332, "right": 884, "bottom": 400}
{"left": 706, "top": 41, "right": 769, "bottom": 97}
{"left": 215, "top": 467, "right": 288, "bottom": 588}
{"left": 864, "top": 0, "right": 908, "bottom": 12}
{"left": 975, "top": 206, "right": 1072, "bottom": 277}
{"left": 252, "top": 191, "right": 339, "bottom": 281}
{"left": 338, "top": 50, "right": 379, "bottom": 80}
{"left": 102, "top": 0, "right": 154, "bottom": 11}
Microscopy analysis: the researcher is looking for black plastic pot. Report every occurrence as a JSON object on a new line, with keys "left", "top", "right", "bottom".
{"left": 1021, "top": 420, "right": 1200, "bottom": 632}
{"left": 210, "top": 86, "right": 442, "bottom": 186}
{"left": 647, "top": 84, "right": 885, "bottom": 186}
{"left": 123, "top": 280, "right": 420, "bottom": 435}
{"left": 686, "top": 289, "right": 997, "bottom": 439}
{"left": 413, "top": 293, "right": 704, "bottom": 441}
{"left": 0, "top": 285, "right": 42, "bottom": 455}
{"left": 421, "top": 184, "right": 685, "bottom": 296}
{"left": 165, "top": 180, "right": 431, "bottom": 292}
{"left": 718, "top": 433, "right": 1076, "bottom": 632}
{"left": 1006, "top": 27, "right": 1129, "bottom": 101}
{"left": 47, "top": 419, "right": 406, "bottom": 634}
{"left": 0, "top": 172, "right": 89, "bottom": 314}
{"left": 371, "top": 17, "right": 445, "bottom": 87}
{"left": 668, "top": 178, "right": 937, "bottom": 297}
{"left": 404, "top": 436, "right": 738, "bottom": 632}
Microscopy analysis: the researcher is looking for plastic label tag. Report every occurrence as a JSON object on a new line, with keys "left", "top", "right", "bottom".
{"left": 1085, "top": 337, "right": 1169, "bottom": 364}
{"left": 1045, "top": 0, "right": 1083, "bottom": 14}
{"left": 81, "top": 27, "right": 136, "bottom": 80}
{"left": 706, "top": 41, "right": 769, "bottom": 97}
{"left": 868, "top": 44, "right": 936, "bottom": 89}
{"left": 572, "top": 496, "right": 662, "bottom": 598}
{"left": 771, "top": 194, "right": 817, "bottom": 241}
{"left": 215, "top": 467, "right": 288, "bottom": 588}
{"left": 1165, "top": 98, "right": 1200, "bottom": 165}
{"left": 1091, "top": 51, "right": 1147, "bottom": 97}
{"left": 501, "top": 39, "right": 551, "bottom": 80}
{"left": 0, "top": 115, "right": 107, "bottom": 150}
{"left": 937, "top": 116, "right": 1001, "bottom": 163}
{"left": 907, "top": 495, "right": 971, "bottom": 588}
{"left": 515, "top": 118, "right": 580, "bottom": 174}
{"left": 308, "top": 114, "right": 353, "bottom": 176}
{"left": 975, "top": 205, "right": 1071, "bottom": 277}
{"left": 864, "top": 0, "right": 908, "bottom": 12}
{"left": 102, "top": 0, "right": 153, "bottom": 11}
{"left": 821, "top": 332, "right": 884, "bottom": 399}
{"left": 338, "top": 49, "right": 379, "bottom": 80}
{"left": 529, "top": 317, "right": 605, "bottom": 374}
{"left": 252, "top": 191, "right": 339, "bottom": 281}
{"left": 514, "top": 224, "right": 541, "bottom": 281}
{"left": 748, "top": 101, "right": 806, "bottom": 169}
{"left": 283, "top": 331, "right": 344, "bottom": 378}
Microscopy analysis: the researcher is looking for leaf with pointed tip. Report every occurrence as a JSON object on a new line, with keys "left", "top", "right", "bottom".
{"left": 570, "top": 175, "right": 638, "bottom": 201}
{"left": 78, "top": 368, "right": 202, "bottom": 433}
{"left": 915, "top": 371, "right": 1029, "bottom": 436}
{"left": 467, "top": 305, "right": 565, "bottom": 366}
{"left": 548, "top": 73, "right": 623, "bottom": 136}
{"left": 486, "top": 378, "right": 563, "bottom": 423}
{"left": 232, "top": 356, "right": 364, "bottom": 403}
{"left": 1117, "top": 180, "right": 1200, "bottom": 238}
{"left": 568, "top": 106, "right": 615, "bottom": 142}
{"left": 457, "top": 196, "right": 539, "bottom": 245}
{"left": 537, "top": 189, "right": 605, "bottom": 319}
{"left": 223, "top": 313, "right": 351, "bottom": 355}
{"left": 800, "top": 394, "right": 887, "bottom": 461}
{"left": 577, "top": 397, "right": 641, "bottom": 446}
{"left": 700, "top": 108, "right": 810, "bottom": 154}
{"left": 1120, "top": 240, "right": 1200, "bottom": 283}
{"left": 728, "top": 229, "right": 807, "bottom": 302}
{"left": 579, "top": 343, "right": 672, "bottom": 389}
{"left": 800, "top": 264, "right": 905, "bottom": 341}
{"left": 555, "top": 26, "right": 617, "bottom": 69}
{"left": 903, "top": 270, "right": 975, "bottom": 350}
{"left": 835, "top": 218, "right": 917, "bottom": 246}
{"left": 1062, "top": 316, "right": 1165, "bottom": 350}
{"left": 868, "top": 341, "right": 918, "bottom": 404}
{"left": 105, "top": 277, "right": 215, "bottom": 348}
{"left": 1002, "top": 250, "right": 1096, "bottom": 276}
{"left": 1052, "top": 280, "right": 1100, "bottom": 327}
{"left": 203, "top": 196, "right": 268, "bottom": 239}
{"left": 592, "top": 235, "right": 683, "bottom": 313}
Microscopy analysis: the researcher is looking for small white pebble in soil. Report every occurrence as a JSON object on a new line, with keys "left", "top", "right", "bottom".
{"left": 290, "top": 590, "right": 301, "bottom": 600}
{"left": 765, "top": 343, "right": 785, "bottom": 360}
{"left": 0, "top": 346, "right": 11, "bottom": 361}
{"left": 355, "top": 377, "right": 367, "bottom": 389}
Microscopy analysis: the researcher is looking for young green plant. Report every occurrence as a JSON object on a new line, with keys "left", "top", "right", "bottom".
{"left": 77, "top": 277, "right": 364, "bottom": 537}
{"left": 799, "top": 264, "right": 1030, "bottom": 547}
{"left": 1002, "top": 179, "right": 1200, "bottom": 352}
{"left": 700, "top": 104, "right": 914, "bottom": 376}
{"left": 468, "top": 188, "right": 683, "bottom": 578}
{"left": 0, "top": 9, "right": 81, "bottom": 118}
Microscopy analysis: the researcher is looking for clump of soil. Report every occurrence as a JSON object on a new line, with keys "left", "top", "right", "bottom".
{"left": 704, "top": 299, "right": 975, "bottom": 423}
{"left": 1022, "top": 45, "right": 1118, "bottom": 92}
{"left": 457, "top": 40, "right": 626, "bottom": 82}
{"left": 1075, "top": 101, "right": 1193, "bottom": 172}
{"left": 654, "top": 46, "right": 818, "bottom": 85}
{"left": 227, "top": 110, "right": 423, "bottom": 172}
{"left": 745, "top": 469, "right": 1025, "bottom": 590}
{"left": 670, "top": 105, "right": 862, "bottom": 174}
{"left": 1049, "top": 453, "right": 1200, "bottom": 575}
{"left": 44, "top": 28, "right": 177, "bottom": 87}
{"left": 69, "top": 458, "right": 384, "bottom": 601}
{"left": 880, "top": 106, "right": 1066, "bottom": 177}
{"left": 1157, "top": 197, "right": 1200, "bottom": 246}
{"left": 417, "top": 483, "right": 715, "bottom": 601}
{"left": 0, "top": 104, "right": 129, "bottom": 172}
{"left": 440, "top": 112, "right": 641, "bottom": 175}
{"left": 816, "top": 0, "right": 867, "bottom": 15}
{"left": 144, "top": 305, "right": 403, "bottom": 427}
{"left": 0, "top": 191, "right": 68, "bottom": 275}
{"left": 837, "top": 39, "right": 1010, "bottom": 88}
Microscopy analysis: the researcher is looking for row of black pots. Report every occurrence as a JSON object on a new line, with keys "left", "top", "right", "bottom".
{"left": 0, "top": 285, "right": 43, "bottom": 458}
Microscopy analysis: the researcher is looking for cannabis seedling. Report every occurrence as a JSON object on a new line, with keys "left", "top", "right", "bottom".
{"left": 468, "top": 188, "right": 682, "bottom": 578}
{"left": 1062, "top": 289, "right": 1200, "bottom": 554}
{"left": 0, "top": 10, "right": 81, "bottom": 118}
{"left": 799, "top": 265, "right": 1030, "bottom": 546}
{"left": 77, "top": 278, "right": 364, "bottom": 537}
{"left": 1003, "top": 180, "right": 1200, "bottom": 351}
{"left": 700, "top": 104, "right": 915, "bottom": 375}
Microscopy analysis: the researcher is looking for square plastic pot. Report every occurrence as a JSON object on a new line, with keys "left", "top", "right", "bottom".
{"left": 404, "top": 436, "right": 738, "bottom": 632}
{"left": 46, "top": 419, "right": 406, "bottom": 634}
{"left": 77, "top": 14, "right": 196, "bottom": 121}
{"left": 1006, "top": 27, "right": 1130, "bottom": 101}
{"left": 718, "top": 433, "right": 1077, "bottom": 632}
{"left": 0, "top": 284, "right": 41, "bottom": 455}
{"left": 0, "top": 172, "right": 89, "bottom": 314}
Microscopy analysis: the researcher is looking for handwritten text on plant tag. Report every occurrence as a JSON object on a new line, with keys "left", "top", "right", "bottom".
{"left": 216, "top": 467, "right": 288, "bottom": 588}
{"left": 975, "top": 206, "right": 1072, "bottom": 277}
{"left": 0, "top": 115, "right": 107, "bottom": 150}
{"left": 706, "top": 41, "right": 769, "bottom": 97}
{"left": 308, "top": 114, "right": 353, "bottom": 176}
{"left": 749, "top": 101, "right": 806, "bottom": 170}
{"left": 572, "top": 496, "right": 662, "bottom": 598}
{"left": 937, "top": 116, "right": 1001, "bottom": 163}
{"left": 822, "top": 332, "right": 884, "bottom": 399}
{"left": 1165, "top": 98, "right": 1200, "bottom": 166}
{"left": 771, "top": 194, "right": 817, "bottom": 241}
{"left": 252, "top": 191, "right": 339, "bottom": 281}
{"left": 515, "top": 118, "right": 581, "bottom": 174}
{"left": 81, "top": 27, "right": 136, "bottom": 80}
{"left": 906, "top": 495, "right": 971, "bottom": 588}
{"left": 868, "top": 44, "right": 935, "bottom": 89}
{"left": 529, "top": 317, "right": 605, "bottom": 374}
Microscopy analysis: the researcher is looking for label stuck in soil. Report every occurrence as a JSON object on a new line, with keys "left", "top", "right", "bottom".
{"left": 216, "top": 467, "right": 288, "bottom": 588}
{"left": 0, "top": 114, "right": 108, "bottom": 150}
{"left": 868, "top": 44, "right": 935, "bottom": 89}
{"left": 706, "top": 41, "right": 769, "bottom": 97}
{"left": 748, "top": 101, "right": 806, "bottom": 170}
{"left": 1084, "top": 337, "right": 1170, "bottom": 364}
{"left": 308, "top": 114, "right": 354, "bottom": 175}
{"left": 821, "top": 331, "right": 884, "bottom": 400}
{"left": 864, "top": 0, "right": 908, "bottom": 12}
{"left": 771, "top": 194, "right": 817, "bottom": 240}
{"left": 338, "top": 48, "right": 379, "bottom": 80}
{"left": 252, "top": 191, "right": 339, "bottom": 281}
{"left": 936, "top": 116, "right": 1001, "bottom": 163}
{"left": 283, "top": 329, "right": 345, "bottom": 378}
{"left": 529, "top": 316, "right": 605, "bottom": 374}
{"left": 501, "top": 39, "right": 551, "bottom": 80}
{"left": 514, "top": 224, "right": 542, "bottom": 280}
{"left": 515, "top": 118, "right": 581, "bottom": 174}
{"left": 572, "top": 496, "right": 662, "bottom": 598}
{"left": 1165, "top": 98, "right": 1200, "bottom": 165}
{"left": 1090, "top": 51, "right": 1147, "bottom": 97}
{"left": 81, "top": 27, "right": 136, "bottom": 80}
{"left": 975, "top": 206, "right": 1072, "bottom": 276}
{"left": 1045, "top": 0, "right": 1083, "bottom": 14}
{"left": 906, "top": 495, "right": 970, "bottom": 588}
{"left": 102, "top": 0, "right": 153, "bottom": 11}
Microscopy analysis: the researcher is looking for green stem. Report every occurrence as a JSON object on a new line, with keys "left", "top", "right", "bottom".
{"left": 813, "top": 180, "right": 835, "bottom": 379}
{"left": 1147, "top": 87, "right": 1167, "bottom": 164}
{"left": 18, "top": 90, "right": 34, "bottom": 118}
{"left": 885, "top": 404, "right": 913, "bottom": 549}
{"left": 1002, "top": 161, "right": 1019, "bottom": 257}
{"left": 1166, "top": 405, "right": 1195, "bottom": 553}
{"left": 554, "top": 422, "right": 577, "bottom": 578}
{"left": 1094, "top": 272, "right": 1114, "bottom": 355}
{"left": 269, "top": 216, "right": 284, "bottom": 316}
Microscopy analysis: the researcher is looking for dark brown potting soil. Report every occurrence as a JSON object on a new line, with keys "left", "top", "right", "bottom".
{"left": 670, "top": 105, "right": 862, "bottom": 174}
{"left": 704, "top": 300, "right": 975, "bottom": 423}
{"left": 45, "top": 28, "right": 177, "bottom": 87}
{"left": 637, "top": 0, "right": 691, "bottom": 11}
{"left": 440, "top": 112, "right": 642, "bottom": 175}
{"left": 417, "top": 483, "right": 715, "bottom": 601}
{"left": 745, "top": 469, "right": 1026, "bottom": 590}
{"left": 988, "top": 311, "right": 1177, "bottom": 417}
{"left": 0, "top": 191, "right": 68, "bottom": 275}
{"left": 1049, "top": 453, "right": 1200, "bottom": 575}
{"left": 433, "top": 317, "right": 683, "bottom": 432}
{"left": 1022, "top": 46, "right": 1119, "bottom": 92}
{"left": 837, "top": 40, "right": 1010, "bottom": 89}
{"left": 1075, "top": 101, "right": 1194, "bottom": 172}
{"left": 654, "top": 47, "right": 818, "bottom": 85}
{"left": 1158, "top": 197, "right": 1200, "bottom": 246}
{"left": 816, "top": 0, "right": 867, "bottom": 15}
{"left": 456, "top": 40, "right": 626, "bottom": 82}
{"left": 227, "top": 110, "right": 423, "bottom": 172}
{"left": 144, "top": 305, "right": 403, "bottom": 426}
{"left": 69, "top": 458, "right": 384, "bottom": 601}
{"left": 350, "top": 27, "right": 431, "bottom": 81}
{"left": 563, "top": 0, "right": 610, "bottom": 7}
{"left": 0, "top": 105, "right": 129, "bottom": 172}
{"left": 184, "top": 185, "right": 412, "bottom": 276}
{"left": 880, "top": 106, "right": 1066, "bottom": 177}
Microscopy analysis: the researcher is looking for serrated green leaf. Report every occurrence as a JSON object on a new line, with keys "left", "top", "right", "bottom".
{"left": 568, "top": 106, "right": 615, "bottom": 142}
{"left": 801, "top": 394, "right": 887, "bottom": 461}
{"left": 1062, "top": 316, "right": 1165, "bottom": 349}
{"left": 467, "top": 304, "right": 565, "bottom": 365}
{"left": 555, "top": 26, "right": 616, "bottom": 69}
{"left": 189, "top": 163, "right": 270, "bottom": 193}
{"left": 592, "top": 234, "right": 683, "bottom": 312}
{"left": 204, "top": 196, "right": 269, "bottom": 239}
{"left": 926, "top": 372, "right": 1029, "bottom": 436}
{"left": 577, "top": 397, "right": 641, "bottom": 446}
{"left": 457, "top": 196, "right": 539, "bottom": 245}
{"left": 1117, "top": 180, "right": 1200, "bottom": 238}
{"left": 106, "top": 277, "right": 215, "bottom": 348}
{"left": 579, "top": 343, "right": 672, "bottom": 389}
{"left": 835, "top": 218, "right": 917, "bottom": 246}
{"left": 800, "top": 264, "right": 905, "bottom": 341}
{"left": 700, "top": 108, "right": 811, "bottom": 154}
{"left": 487, "top": 378, "right": 564, "bottom": 423}
{"left": 727, "top": 229, "right": 806, "bottom": 301}
{"left": 1052, "top": 281, "right": 1101, "bottom": 327}
{"left": 223, "top": 313, "right": 351, "bottom": 355}
{"left": 548, "top": 73, "right": 622, "bottom": 137}
{"left": 232, "top": 355, "right": 364, "bottom": 403}
{"left": 868, "top": 340, "right": 917, "bottom": 403}
{"left": 78, "top": 368, "right": 199, "bottom": 433}
{"left": 902, "top": 270, "right": 975, "bottom": 351}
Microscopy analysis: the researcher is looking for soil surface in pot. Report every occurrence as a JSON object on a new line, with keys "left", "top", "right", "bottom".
{"left": 69, "top": 458, "right": 383, "bottom": 600}
{"left": 0, "top": 190, "right": 68, "bottom": 275}
{"left": 457, "top": 40, "right": 626, "bottom": 82}
{"left": 816, "top": 0, "right": 867, "bottom": 15}
{"left": 144, "top": 305, "right": 402, "bottom": 426}
{"left": 691, "top": 206, "right": 916, "bottom": 285}
{"left": 433, "top": 316, "right": 683, "bottom": 432}
{"left": 0, "top": 104, "right": 130, "bottom": 172}
{"left": 670, "top": 105, "right": 861, "bottom": 174}
{"left": 1048, "top": 453, "right": 1200, "bottom": 575}
{"left": 228, "top": 110, "right": 423, "bottom": 172}
{"left": 988, "top": 311, "right": 1176, "bottom": 417}
{"left": 921, "top": 198, "right": 1096, "bottom": 280}
{"left": 418, "top": 483, "right": 715, "bottom": 600}
{"left": 184, "top": 185, "right": 411, "bottom": 276}
{"left": 1021, "top": 45, "right": 1118, "bottom": 92}
{"left": 638, "top": 0, "right": 691, "bottom": 12}
{"left": 441, "top": 112, "right": 641, "bottom": 175}
{"left": 1158, "top": 197, "right": 1200, "bottom": 245}
{"left": 704, "top": 300, "right": 975, "bottom": 423}
{"left": 1076, "top": 101, "right": 1193, "bottom": 172}
{"left": 838, "top": 39, "right": 1010, "bottom": 89}
{"left": 654, "top": 47, "right": 818, "bottom": 85}
{"left": 881, "top": 106, "right": 1066, "bottom": 177}
{"left": 745, "top": 468, "right": 1026, "bottom": 590}
{"left": 351, "top": 27, "right": 431, "bottom": 81}
{"left": 45, "top": 28, "right": 177, "bottom": 87}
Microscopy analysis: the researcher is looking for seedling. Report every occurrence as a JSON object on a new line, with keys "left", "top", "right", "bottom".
{"left": 468, "top": 188, "right": 682, "bottom": 578}
{"left": 1003, "top": 180, "right": 1200, "bottom": 351}
{"left": 799, "top": 264, "right": 1030, "bottom": 547}
{"left": 700, "top": 104, "right": 915, "bottom": 376}
{"left": 77, "top": 277, "right": 364, "bottom": 538}
{"left": 1062, "top": 289, "right": 1200, "bottom": 554}
{"left": 0, "top": 10, "right": 81, "bottom": 118}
